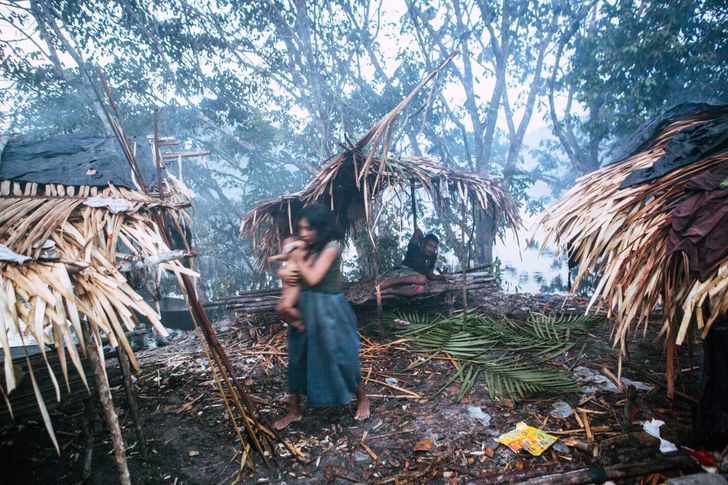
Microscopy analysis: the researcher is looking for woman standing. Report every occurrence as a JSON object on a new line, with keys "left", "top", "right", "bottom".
{"left": 274, "top": 204, "right": 369, "bottom": 430}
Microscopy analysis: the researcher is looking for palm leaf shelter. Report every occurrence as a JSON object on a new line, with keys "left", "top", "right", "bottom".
{"left": 240, "top": 57, "right": 521, "bottom": 309}
{"left": 536, "top": 103, "right": 728, "bottom": 446}
{"left": 0, "top": 127, "right": 291, "bottom": 482}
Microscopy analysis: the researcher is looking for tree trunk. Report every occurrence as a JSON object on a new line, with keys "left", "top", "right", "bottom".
{"left": 585, "top": 100, "right": 603, "bottom": 173}
{"left": 474, "top": 209, "right": 496, "bottom": 265}
{"left": 33, "top": 0, "right": 114, "bottom": 136}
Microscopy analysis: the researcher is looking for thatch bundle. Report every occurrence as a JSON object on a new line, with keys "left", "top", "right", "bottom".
{"left": 535, "top": 104, "right": 728, "bottom": 393}
{"left": 0, "top": 174, "right": 194, "bottom": 443}
{"left": 241, "top": 54, "right": 520, "bottom": 265}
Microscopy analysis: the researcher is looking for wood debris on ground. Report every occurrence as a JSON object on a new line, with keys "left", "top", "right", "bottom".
{"left": 1, "top": 291, "right": 708, "bottom": 483}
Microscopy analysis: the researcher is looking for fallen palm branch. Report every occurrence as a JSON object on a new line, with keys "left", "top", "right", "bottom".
{"left": 534, "top": 104, "right": 728, "bottom": 396}
{"left": 391, "top": 311, "right": 598, "bottom": 401}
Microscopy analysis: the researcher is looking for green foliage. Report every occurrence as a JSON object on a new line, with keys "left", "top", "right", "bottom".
{"left": 346, "top": 230, "right": 402, "bottom": 281}
{"left": 390, "top": 310, "right": 600, "bottom": 401}
{"left": 552, "top": 0, "right": 728, "bottom": 173}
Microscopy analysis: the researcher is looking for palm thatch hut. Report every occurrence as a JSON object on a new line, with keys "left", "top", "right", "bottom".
{"left": 0, "top": 131, "right": 281, "bottom": 480}
{"left": 0, "top": 133, "right": 195, "bottom": 479}
{"left": 241, "top": 56, "right": 521, "bottom": 279}
{"left": 535, "top": 103, "right": 728, "bottom": 444}
{"left": 241, "top": 153, "right": 520, "bottom": 268}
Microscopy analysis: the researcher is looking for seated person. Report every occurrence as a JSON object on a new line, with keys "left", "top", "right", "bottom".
{"left": 379, "top": 228, "right": 449, "bottom": 296}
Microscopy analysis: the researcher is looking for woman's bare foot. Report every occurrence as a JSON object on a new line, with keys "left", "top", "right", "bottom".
{"left": 274, "top": 411, "right": 302, "bottom": 430}
{"left": 354, "top": 383, "right": 370, "bottom": 421}
{"left": 274, "top": 394, "right": 302, "bottom": 430}
{"left": 354, "top": 398, "right": 370, "bottom": 421}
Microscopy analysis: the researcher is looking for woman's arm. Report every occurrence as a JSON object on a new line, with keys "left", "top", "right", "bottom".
{"left": 297, "top": 246, "right": 339, "bottom": 287}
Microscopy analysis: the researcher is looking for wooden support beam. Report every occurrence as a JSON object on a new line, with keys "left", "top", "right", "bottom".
{"left": 116, "top": 348, "right": 147, "bottom": 459}
{"left": 83, "top": 326, "right": 130, "bottom": 485}
{"left": 161, "top": 150, "right": 211, "bottom": 159}
{"left": 487, "top": 454, "right": 696, "bottom": 484}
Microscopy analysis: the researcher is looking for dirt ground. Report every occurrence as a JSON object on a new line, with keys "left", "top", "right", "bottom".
{"left": 0, "top": 292, "right": 710, "bottom": 484}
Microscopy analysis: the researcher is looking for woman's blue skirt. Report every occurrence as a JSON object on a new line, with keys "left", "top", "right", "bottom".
{"left": 287, "top": 291, "right": 361, "bottom": 406}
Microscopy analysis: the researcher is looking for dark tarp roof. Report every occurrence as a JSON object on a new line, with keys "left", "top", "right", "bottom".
{"left": 0, "top": 133, "right": 157, "bottom": 189}
{"left": 613, "top": 103, "right": 728, "bottom": 189}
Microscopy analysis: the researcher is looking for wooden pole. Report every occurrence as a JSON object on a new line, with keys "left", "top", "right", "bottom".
{"left": 83, "top": 326, "right": 131, "bottom": 485}
{"left": 153, "top": 109, "right": 164, "bottom": 200}
{"left": 371, "top": 242, "right": 385, "bottom": 336}
{"left": 81, "top": 396, "right": 95, "bottom": 481}
{"left": 460, "top": 199, "right": 468, "bottom": 327}
{"left": 500, "top": 455, "right": 696, "bottom": 485}
{"left": 116, "top": 347, "right": 147, "bottom": 458}
{"left": 410, "top": 181, "right": 417, "bottom": 230}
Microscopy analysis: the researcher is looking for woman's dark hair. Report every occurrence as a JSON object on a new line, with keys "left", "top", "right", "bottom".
{"left": 299, "top": 203, "right": 343, "bottom": 252}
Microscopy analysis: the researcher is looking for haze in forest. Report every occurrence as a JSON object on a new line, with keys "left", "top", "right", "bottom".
{"left": 1, "top": 0, "right": 725, "bottom": 296}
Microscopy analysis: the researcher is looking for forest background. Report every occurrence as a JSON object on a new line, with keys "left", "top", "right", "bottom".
{"left": 1, "top": 0, "right": 726, "bottom": 297}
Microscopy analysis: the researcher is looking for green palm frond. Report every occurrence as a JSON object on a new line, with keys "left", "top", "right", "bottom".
{"left": 400, "top": 312, "right": 597, "bottom": 402}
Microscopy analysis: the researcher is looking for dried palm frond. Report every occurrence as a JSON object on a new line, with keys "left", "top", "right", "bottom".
{"left": 0, "top": 180, "right": 194, "bottom": 449}
{"left": 391, "top": 311, "right": 593, "bottom": 401}
{"left": 535, "top": 105, "right": 728, "bottom": 395}
{"left": 242, "top": 154, "right": 521, "bottom": 266}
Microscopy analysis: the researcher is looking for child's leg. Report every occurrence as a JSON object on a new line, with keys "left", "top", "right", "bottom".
{"left": 283, "top": 286, "right": 303, "bottom": 330}
{"left": 277, "top": 285, "right": 304, "bottom": 331}
{"left": 275, "top": 282, "right": 292, "bottom": 313}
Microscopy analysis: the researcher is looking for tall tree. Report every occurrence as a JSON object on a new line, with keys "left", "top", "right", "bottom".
{"left": 402, "top": 0, "right": 569, "bottom": 263}
{"left": 549, "top": 0, "right": 728, "bottom": 174}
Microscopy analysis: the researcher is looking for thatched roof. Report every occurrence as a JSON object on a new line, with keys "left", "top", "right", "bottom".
{"left": 0, "top": 134, "right": 194, "bottom": 449}
{"left": 241, "top": 152, "right": 520, "bottom": 264}
{"left": 535, "top": 103, "right": 728, "bottom": 393}
{"left": 240, "top": 54, "right": 521, "bottom": 264}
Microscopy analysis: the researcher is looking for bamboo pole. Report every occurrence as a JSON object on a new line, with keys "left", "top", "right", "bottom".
{"left": 95, "top": 67, "right": 146, "bottom": 191}
{"left": 460, "top": 199, "right": 468, "bottom": 327}
{"left": 150, "top": 114, "right": 262, "bottom": 422}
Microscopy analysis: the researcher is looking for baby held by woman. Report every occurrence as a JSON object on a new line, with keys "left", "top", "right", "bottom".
{"left": 268, "top": 237, "right": 306, "bottom": 331}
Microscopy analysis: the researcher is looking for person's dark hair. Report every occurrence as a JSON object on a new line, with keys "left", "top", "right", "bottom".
{"left": 299, "top": 203, "right": 343, "bottom": 252}
{"left": 423, "top": 233, "right": 439, "bottom": 245}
